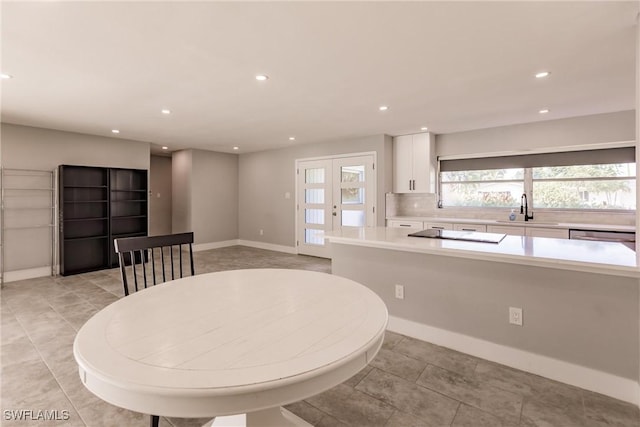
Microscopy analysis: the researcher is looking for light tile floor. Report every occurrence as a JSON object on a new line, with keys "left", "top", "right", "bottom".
{"left": 1, "top": 246, "right": 638, "bottom": 426}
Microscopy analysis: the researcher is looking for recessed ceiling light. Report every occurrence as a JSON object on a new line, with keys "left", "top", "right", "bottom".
{"left": 255, "top": 75, "right": 269, "bottom": 81}
{"left": 379, "top": 106, "right": 389, "bottom": 111}
{"left": 233, "top": 146, "right": 239, "bottom": 150}
{"left": 161, "top": 109, "right": 171, "bottom": 115}
{"left": 1, "top": 73, "right": 12, "bottom": 79}
{"left": 421, "top": 127, "right": 428, "bottom": 131}
{"left": 535, "top": 71, "right": 550, "bottom": 79}
{"left": 289, "top": 137, "right": 296, "bottom": 141}
{"left": 539, "top": 109, "right": 549, "bottom": 114}
{"left": 162, "top": 146, "right": 168, "bottom": 150}
{"left": 111, "top": 129, "right": 120, "bottom": 134}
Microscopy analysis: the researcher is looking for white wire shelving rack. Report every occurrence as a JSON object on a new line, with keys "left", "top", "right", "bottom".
{"left": 1, "top": 168, "right": 57, "bottom": 286}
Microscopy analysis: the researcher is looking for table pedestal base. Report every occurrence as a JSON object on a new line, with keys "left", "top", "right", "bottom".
{"left": 211, "top": 407, "right": 312, "bottom": 427}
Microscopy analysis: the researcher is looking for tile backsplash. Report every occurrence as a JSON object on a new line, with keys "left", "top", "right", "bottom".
{"left": 385, "top": 193, "right": 636, "bottom": 226}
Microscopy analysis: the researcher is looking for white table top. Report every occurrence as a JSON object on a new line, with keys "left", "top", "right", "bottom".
{"left": 326, "top": 227, "right": 639, "bottom": 277}
{"left": 73, "top": 269, "right": 388, "bottom": 418}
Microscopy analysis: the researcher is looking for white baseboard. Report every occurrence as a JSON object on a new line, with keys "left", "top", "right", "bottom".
{"left": 387, "top": 315, "right": 640, "bottom": 406}
{"left": 192, "top": 240, "right": 240, "bottom": 252}
{"left": 237, "top": 240, "right": 297, "bottom": 254}
{"left": 192, "top": 239, "right": 297, "bottom": 255}
{"left": 3, "top": 266, "right": 53, "bottom": 283}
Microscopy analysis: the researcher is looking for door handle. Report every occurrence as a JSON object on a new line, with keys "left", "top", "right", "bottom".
{"left": 332, "top": 212, "right": 337, "bottom": 216}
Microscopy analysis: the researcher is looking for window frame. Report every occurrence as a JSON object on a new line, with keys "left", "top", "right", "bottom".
{"left": 437, "top": 155, "right": 636, "bottom": 212}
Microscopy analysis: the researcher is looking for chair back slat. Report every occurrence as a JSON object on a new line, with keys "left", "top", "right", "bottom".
{"left": 160, "top": 246, "right": 166, "bottom": 283}
{"left": 114, "top": 232, "right": 195, "bottom": 297}
{"left": 150, "top": 248, "right": 157, "bottom": 286}
{"left": 170, "top": 245, "right": 175, "bottom": 280}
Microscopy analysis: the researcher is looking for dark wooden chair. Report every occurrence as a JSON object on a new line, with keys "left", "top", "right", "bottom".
{"left": 114, "top": 232, "right": 195, "bottom": 297}
{"left": 113, "top": 232, "right": 195, "bottom": 427}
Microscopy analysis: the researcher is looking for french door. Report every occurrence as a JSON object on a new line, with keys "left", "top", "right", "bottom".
{"left": 296, "top": 154, "right": 375, "bottom": 258}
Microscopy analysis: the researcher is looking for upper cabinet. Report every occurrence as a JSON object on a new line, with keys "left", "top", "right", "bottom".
{"left": 393, "top": 132, "right": 436, "bottom": 193}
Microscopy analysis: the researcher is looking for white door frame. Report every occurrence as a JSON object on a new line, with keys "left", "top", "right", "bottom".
{"left": 294, "top": 151, "right": 377, "bottom": 258}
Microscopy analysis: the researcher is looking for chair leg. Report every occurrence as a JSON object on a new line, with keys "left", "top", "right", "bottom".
{"left": 150, "top": 415, "right": 159, "bottom": 427}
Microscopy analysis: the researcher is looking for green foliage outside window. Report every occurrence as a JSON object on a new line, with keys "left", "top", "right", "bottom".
{"left": 440, "top": 163, "right": 636, "bottom": 210}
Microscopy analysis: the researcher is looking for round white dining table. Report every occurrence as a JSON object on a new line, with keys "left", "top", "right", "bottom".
{"left": 73, "top": 269, "right": 388, "bottom": 426}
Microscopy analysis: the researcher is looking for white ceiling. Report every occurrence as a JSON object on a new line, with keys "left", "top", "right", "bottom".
{"left": 1, "top": 1, "right": 637, "bottom": 155}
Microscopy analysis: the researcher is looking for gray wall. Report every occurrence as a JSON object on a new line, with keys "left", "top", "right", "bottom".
{"left": 171, "top": 150, "right": 192, "bottom": 234}
{"left": 149, "top": 155, "right": 172, "bottom": 236}
{"left": 436, "top": 110, "right": 635, "bottom": 158}
{"left": 332, "top": 243, "right": 639, "bottom": 382}
{"left": 191, "top": 149, "right": 239, "bottom": 244}
{"left": 0, "top": 123, "right": 150, "bottom": 274}
{"left": 238, "top": 134, "right": 393, "bottom": 248}
{"left": 172, "top": 149, "right": 239, "bottom": 245}
{"left": 1, "top": 123, "right": 150, "bottom": 170}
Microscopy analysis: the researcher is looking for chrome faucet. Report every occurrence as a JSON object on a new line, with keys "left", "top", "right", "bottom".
{"left": 520, "top": 193, "right": 534, "bottom": 221}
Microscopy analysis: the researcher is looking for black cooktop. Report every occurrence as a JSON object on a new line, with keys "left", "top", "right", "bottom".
{"left": 408, "top": 229, "right": 506, "bottom": 244}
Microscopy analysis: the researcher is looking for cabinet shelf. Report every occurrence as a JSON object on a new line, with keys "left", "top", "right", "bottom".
{"left": 112, "top": 215, "right": 146, "bottom": 219}
{"left": 111, "top": 189, "right": 147, "bottom": 193}
{"left": 3, "top": 187, "right": 54, "bottom": 191}
{"left": 111, "top": 200, "right": 147, "bottom": 203}
{"left": 65, "top": 235, "right": 109, "bottom": 242}
{"left": 64, "top": 217, "right": 108, "bottom": 222}
{"left": 112, "top": 231, "right": 147, "bottom": 238}
{"left": 3, "top": 206, "right": 54, "bottom": 210}
{"left": 64, "top": 185, "right": 108, "bottom": 189}
{"left": 4, "top": 224, "right": 55, "bottom": 230}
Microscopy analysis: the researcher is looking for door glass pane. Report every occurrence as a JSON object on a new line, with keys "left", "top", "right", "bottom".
{"left": 305, "top": 209, "right": 324, "bottom": 225}
{"left": 341, "top": 165, "right": 365, "bottom": 183}
{"left": 341, "top": 210, "right": 365, "bottom": 227}
{"left": 341, "top": 188, "right": 364, "bottom": 205}
{"left": 305, "top": 188, "right": 324, "bottom": 204}
{"left": 305, "top": 168, "right": 325, "bottom": 184}
{"left": 305, "top": 229, "right": 325, "bottom": 245}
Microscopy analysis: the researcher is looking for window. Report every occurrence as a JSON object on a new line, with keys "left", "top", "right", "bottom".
{"left": 440, "top": 168, "right": 523, "bottom": 207}
{"left": 532, "top": 164, "right": 635, "bottom": 209}
{"left": 439, "top": 147, "right": 636, "bottom": 210}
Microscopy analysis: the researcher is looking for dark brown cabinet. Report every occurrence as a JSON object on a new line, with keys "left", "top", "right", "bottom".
{"left": 59, "top": 165, "right": 147, "bottom": 275}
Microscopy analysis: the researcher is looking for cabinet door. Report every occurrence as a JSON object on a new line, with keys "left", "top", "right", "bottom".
{"left": 487, "top": 225, "right": 525, "bottom": 236}
{"left": 393, "top": 135, "right": 413, "bottom": 193}
{"left": 423, "top": 222, "right": 454, "bottom": 230}
{"left": 387, "top": 220, "right": 423, "bottom": 229}
{"left": 411, "top": 133, "right": 433, "bottom": 193}
{"left": 525, "top": 227, "right": 569, "bottom": 239}
{"left": 453, "top": 223, "right": 487, "bottom": 232}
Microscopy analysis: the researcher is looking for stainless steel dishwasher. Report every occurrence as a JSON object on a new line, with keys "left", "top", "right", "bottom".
{"left": 569, "top": 229, "right": 636, "bottom": 250}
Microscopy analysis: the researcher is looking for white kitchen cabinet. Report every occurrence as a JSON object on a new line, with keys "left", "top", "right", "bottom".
{"left": 487, "top": 225, "right": 525, "bottom": 236}
{"left": 453, "top": 223, "right": 487, "bottom": 232}
{"left": 423, "top": 222, "right": 454, "bottom": 231}
{"left": 525, "top": 227, "right": 569, "bottom": 239}
{"left": 387, "top": 220, "right": 423, "bottom": 229}
{"left": 393, "top": 132, "right": 436, "bottom": 193}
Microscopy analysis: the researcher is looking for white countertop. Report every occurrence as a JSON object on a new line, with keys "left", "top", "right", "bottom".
{"left": 326, "top": 227, "right": 639, "bottom": 277}
{"left": 387, "top": 216, "right": 636, "bottom": 232}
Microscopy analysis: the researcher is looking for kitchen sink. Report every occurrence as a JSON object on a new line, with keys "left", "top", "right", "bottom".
{"left": 495, "top": 220, "right": 559, "bottom": 226}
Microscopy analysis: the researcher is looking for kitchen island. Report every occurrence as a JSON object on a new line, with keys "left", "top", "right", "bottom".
{"left": 326, "top": 227, "right": 640, "bottom": 404}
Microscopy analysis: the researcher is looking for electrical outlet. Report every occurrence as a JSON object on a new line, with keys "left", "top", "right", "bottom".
{"left": 394, "top": 284, "right": 404, "bottom": 300}
{"left": 509, "top": 307, "right": 523, "bottom": 326}
{"left": 259, "top": 229, "right": 264, "bottom": 236}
